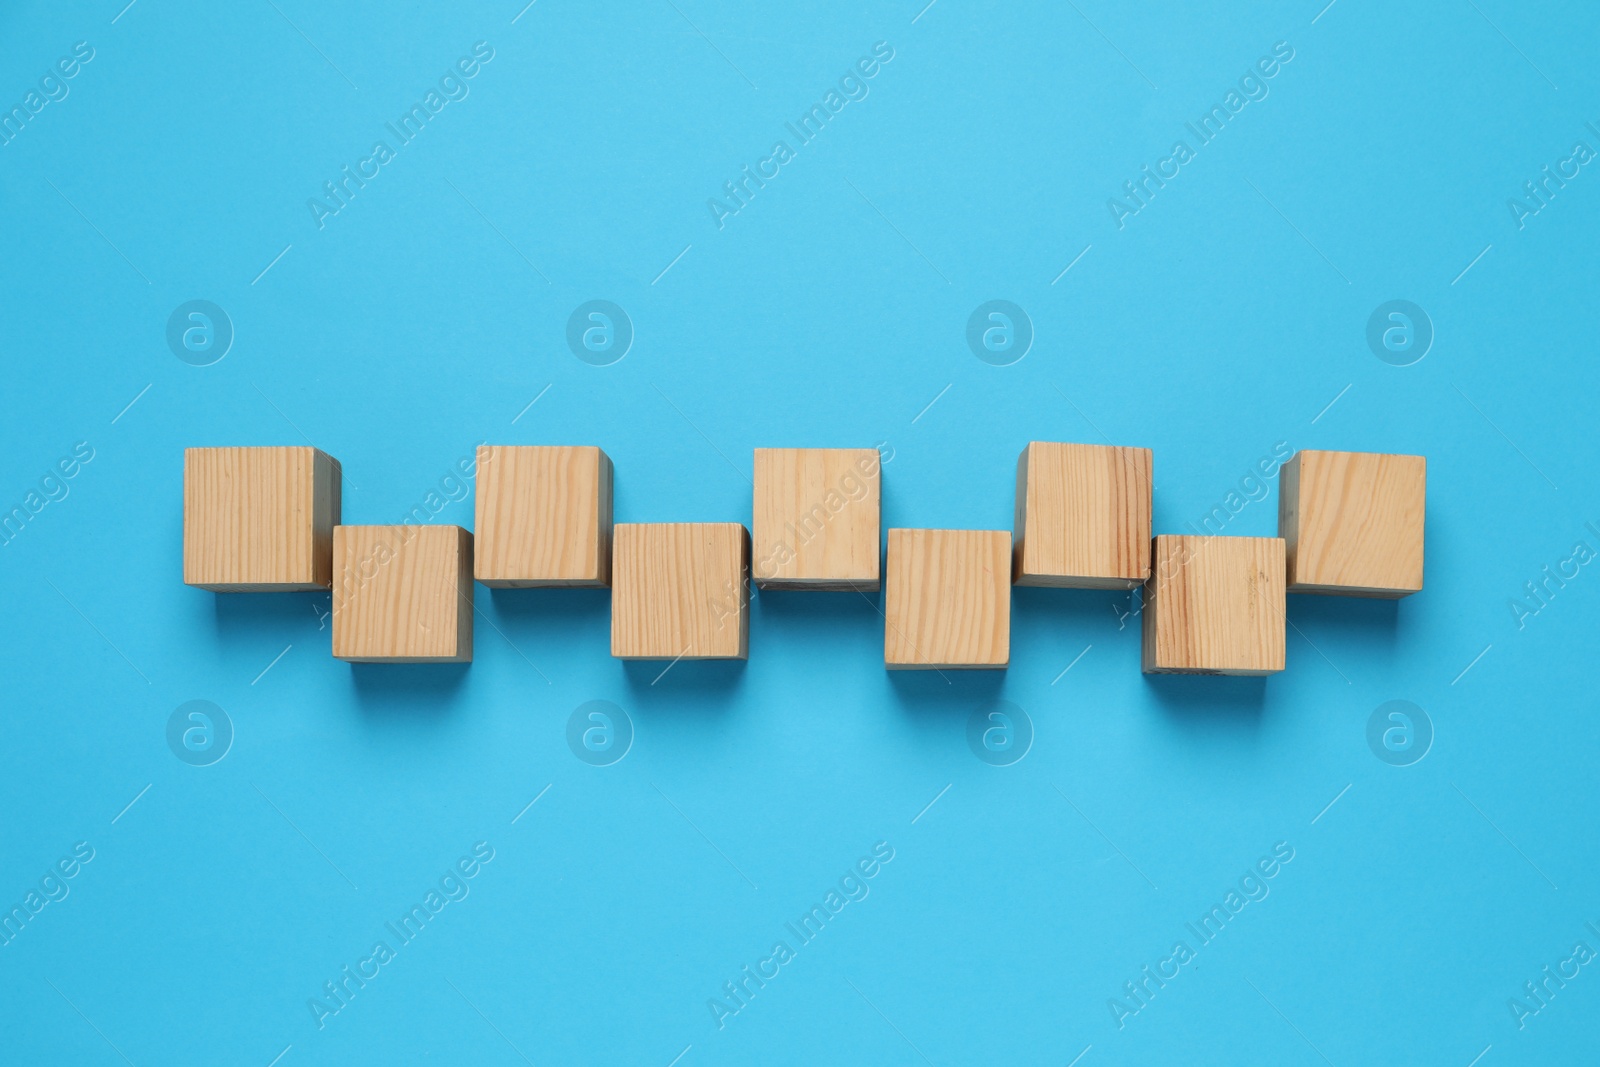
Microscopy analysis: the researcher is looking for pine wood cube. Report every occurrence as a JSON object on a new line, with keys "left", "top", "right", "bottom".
{"left": 611, "top": 523, "right": 749, "bottom": 660}
{"left": 474, "top": 445, "right": 612, "bottom": 588}
{"left": 752, "top": 448, "right": 880, "bottom": 591}
{"left": 884, "top": 529, "right": 1010, "bottom": 670}
{"left": 1279, "top": 450, "right": 1425, "bottom": 597}
{"left": 183, "top": 446, "right": 340, "bottom": 591}
{"left": 1014, "top": 441, "right": 1151, "bottom": 588}
{"left": 332, "top": 525, "right": 473, "bottom": 662}
{"left": 1142, "top": 535, "right": 1285, "bottom": 676}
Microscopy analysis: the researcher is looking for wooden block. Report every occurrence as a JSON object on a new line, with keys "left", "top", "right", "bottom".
{"left": 1013, "top": 441, "right": 1151, "bottom": 588}
{"left": 1142, "top": 535, "right": 1285, "bottom": 676}
{"left": 183, "top": 446, "right": 340, "bottom": 591}
{"left": 611, "top": 523, "right": 749, "bottom": 660}
{"left": 474, "top": 445, "right": 612, "bottom": 588}
{"left": 752, "top": 448, "right": 880, "bottom": 590}
{"left": 1279, "top": 450, "right": 1425, "bottom": 597}
{"left": 884, "top": 529, "right": 1010, "bottom": 669}
{"left": 332, "top": 525, "right": 473, "bottom": 662}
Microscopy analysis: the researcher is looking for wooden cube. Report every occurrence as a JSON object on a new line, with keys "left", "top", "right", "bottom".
{"left": 332, "top": 525, "right": 473, "bottom": 662}
{"left": 752, "top": 448, "right": 880, "bottom": 590}
{"left": 1014, "top": 441, "right": 1151, "bottom": 588}
{"left": 474, "top": 445, "right": 612, "bottom": 588}
{"left": 1279, "top": 450, "right": 1425, "bottom": 597}
{"left": 1142, "top": 535, "right": 1285, "bottom": 676}
{"left": 611, "top": 523, "right": 749, "bottom": 660}
{"left": 183, "top": 446, "right": 340, "bottom": 591}
{"left": 884, "top": 529, "right": 1010, "bottom": 670}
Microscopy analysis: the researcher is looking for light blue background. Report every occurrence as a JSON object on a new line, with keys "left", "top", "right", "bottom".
{"left": 2, "top": 0, "right": 1597, "bottom": 1063}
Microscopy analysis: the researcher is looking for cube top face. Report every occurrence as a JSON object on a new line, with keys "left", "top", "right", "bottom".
{"left": 1143, "top": 535, "right": 1285, "bottom": 676}
{"left": 474, "top": 445, "right": 612, "bottom": 588}
{"left": 332, "top": 525, "right": 473, "bottom": 662}
{"left": 611, "top": 523, "right": 750, "bottom": 660}
{"left": 752, "top": 448, "right": 881, "bottom": 591}
{"left": 885, "top": 529, "right": 1011, "bottom": 670}
{"left": 183, "top": 446, "right": 340, "bottom": 591}
{"left": 1280, "top": 450, "right": 1425, "bottom": 598}
{"left": 1014, "top": 442, "right": 1151, "bottom": 589}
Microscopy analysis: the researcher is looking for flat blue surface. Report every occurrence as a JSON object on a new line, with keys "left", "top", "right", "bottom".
{"left": 3, "top": 1, "right": 1598, "bottom": 1063}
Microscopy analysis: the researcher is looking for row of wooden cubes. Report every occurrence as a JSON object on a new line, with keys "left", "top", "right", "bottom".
{"left": 182, "top": 443, "right": 1425, "bottom": 672}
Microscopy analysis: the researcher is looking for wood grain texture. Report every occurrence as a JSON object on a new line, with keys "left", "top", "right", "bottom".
{"left": 1014, "top": 441, "right": 1151, "bottom": 588}
{"left": 183, "top": 446, "right": 340, "bottom": 591}
{"left": 474, "top": 445, "right": 612, "bottom": 587}
{"left": 611, "top": 523, "right": 749, "bottom": 660}
{"left": 332, "top": 525, "right": 473, "bottom": 662}
{"left": 1280, "top": 450, "right": 1425, "bottom": 597}
{"left": 1142, "top": 535, "right": 1285, "bottom": 675}
{"left": 752, "top": 448, "right": 880, "bottom": 590}
{"left": 885, "top": 529, "right": 1010, "bottom": 669}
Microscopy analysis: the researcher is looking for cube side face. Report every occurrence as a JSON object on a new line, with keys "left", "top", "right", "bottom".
{"left": 454, "top": 527, "right": 475, "bottom": 660}
{"left": 1278, "top": 455, "right": 1302, "bottom": 581}
{"left": 1011, "top": 444, "right": 1031, "bottom": 583}
{"left": 312, "top": 450, "right": 342, "bottom": 588}
{"left": 885, "top": 529, "right": 1010, "bottom": 669}
{"left": 474, "top": 446, "right": 609, "bottom": 587}
{"left": 1015, "top": 442, "right": 1151, "bottom": 589}
{"left": 611, "top": 523, "right": 749, "bottom": 660}
{"left": 752, "top": 448, "right": 880, "bottom": 590}
{"left": 332, "top": 525, "right": 473, "bottom": 662}
{"left": 184, "top": 446, "right": 336, "bottom": 591}
{"left": 1143, "top": 536, "right": 1285, "bottom": 675}
{"left": 595, "top": 451, "right": 614, "bottom": 588}
{"left": 1284, "top": 451, "right": 1424, "bottom": 597}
